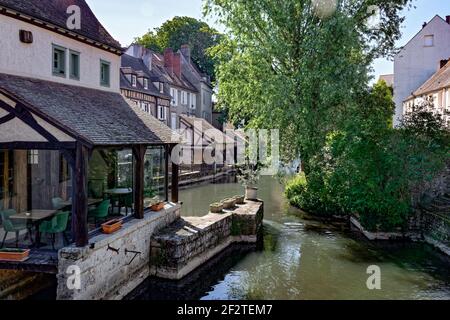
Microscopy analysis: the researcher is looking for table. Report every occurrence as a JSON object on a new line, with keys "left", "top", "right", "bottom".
{"left": 10, "top": 210, "right": 57, "bottom": 248}
{"left": 104, "top": 188, "right": 133, "bottom": 215}
{"left": 59, "top": 198, "right": 103, "bottom": 208}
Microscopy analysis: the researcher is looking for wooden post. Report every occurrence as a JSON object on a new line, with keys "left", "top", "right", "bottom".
{"left": 13, "top": 150, "right": 27, "bottom": 213}
{"left": 132, "top": 145, "right": 146, "bottom": 219}
{"left": 72, "top": 143, "right": 89, "bottom": 247}
{"left": 164, "top": 145, "right": 169, "bottom": 202}
{"left": 171, "top": 147, "right": 179, "bottom": 203}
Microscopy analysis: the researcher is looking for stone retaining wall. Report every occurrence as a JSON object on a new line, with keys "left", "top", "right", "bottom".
{"left": 422, "top": 211, "right": 450, "bottom": 256}
{"left": 150, "top": 200, "right": 263, "bottom": 280}
{"left": 56, "top": 203, "right": 181, "bottom": 300}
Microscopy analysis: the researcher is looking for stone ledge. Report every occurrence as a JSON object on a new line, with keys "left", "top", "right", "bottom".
{"left": 350, "top": 217, "right": 421, "bottom": 241}
{"left": 150, "top": 200, "right": 263, "bottom": 280}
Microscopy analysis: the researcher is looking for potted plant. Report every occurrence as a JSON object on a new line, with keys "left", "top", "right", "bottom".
{"left": 210, "top": 202, "right": 224, "bottom": 213}
{"left": 234, "top": 195, "right": 245, "bottom": 205}
{"left": 148, "top": 196, "right": 165, "bottom": 212}
{"left": 222, "top": 198, "right": 235, "bottom": 210}
{"left": 237, "top": 162, "right": 264, "bottom": 201}
{"left": 0, "top": 248, "right": 30, "bottom": 262}
{"left": 101, "top": 219, "right": 123, "bottom": 234}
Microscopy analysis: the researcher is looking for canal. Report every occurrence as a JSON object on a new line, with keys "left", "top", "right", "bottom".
{"left": 128, "top": 175, "right": 450, "bottom": 300}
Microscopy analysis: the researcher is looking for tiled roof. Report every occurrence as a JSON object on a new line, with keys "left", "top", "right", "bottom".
{"left": 180, "top": 115, "right": 234, "bottom": 144}
{"left": 411, "top": 61, "right": 450, "bottom": 97}
{"left": 120, "top": 54, "right": 171, "bottom": 100}
{"left": 151, "top": 52, "right": 198, "bottom": 92}
{"left": 0, "top": 73, "right": 177, "bottom": 146}
{"left": 0, "top": 0, "right": 121, "bottom": 50}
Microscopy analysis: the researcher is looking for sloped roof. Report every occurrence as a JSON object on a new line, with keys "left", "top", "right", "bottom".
{"left": 120, "top": 54, "right": 171, "bottom": 100}
{"left": 0, "top": 0, "right": 121, "bottom": 51}
{"left": 0, "top": 73, "right": 177, "bottom": 146}
{"left": 379, "top": 74, "right": 394, "bottom": 87}
{"left": 180, "top": 115, "right": 234, "bottom": 144}
{"left": 411, "top": 60, "right": 450, "bottom": 97}
{"left": 151, "top": 52, "right": 198, "bottom": 92}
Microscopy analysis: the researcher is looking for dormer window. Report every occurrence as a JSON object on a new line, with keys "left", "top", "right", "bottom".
{"left": 143, "top": 78, "right": 148, "bottom": 90}
{"left": 131, "top": 75, "right": 137, "bottom": 87}
{"left": 159, "top": 83, "right": 164, "bottom": 93}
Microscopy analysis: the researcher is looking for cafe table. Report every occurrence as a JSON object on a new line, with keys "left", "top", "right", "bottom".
{"left": 10, "top": 210, "right": 57, "bottom": 248}
{"left": 104, "top": 188, "right": 133, "bottom": 215}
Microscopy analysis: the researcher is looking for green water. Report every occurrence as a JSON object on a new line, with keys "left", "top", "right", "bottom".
{"left": 175, "top": 176, "right": 450, "bottom": 300}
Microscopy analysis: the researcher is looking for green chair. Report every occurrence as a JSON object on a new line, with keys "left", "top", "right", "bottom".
{"left": 1, "top": 209, "right": 31, "bottom": 248}
{"left": 39, "top": 211, "right": 70, "bottom": 250}
{"left": 121, "top": 194, "right": 134, "bottom": 216}
{"left": 88, "top": 200, "right": 110, "bottom": 226}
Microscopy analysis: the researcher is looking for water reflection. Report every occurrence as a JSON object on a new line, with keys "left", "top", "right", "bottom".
{"left": 129, "top": 176, "right": 450, "bottom": 300}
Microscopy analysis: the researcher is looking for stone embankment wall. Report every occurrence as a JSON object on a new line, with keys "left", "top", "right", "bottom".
{"left": 56, "top": 203, "right": 181, "bottom": 300}
{"left": 150, "top": 200, "right": 264, "bottom": 280}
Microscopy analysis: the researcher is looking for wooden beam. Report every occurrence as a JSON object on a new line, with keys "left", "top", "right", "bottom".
{"left": 164, "top": 145, "right": 169, "bottom": 202}
{"left": 0, "top": 113, "right": 15, "bottom": 125}
{"left": 132, "top": 145, "right": 146, "bottom": 219}
{"left": 71, "top": 144, "right": 89, "bottom": 247}
{"left": 171, "top": 147, "right": 179, "bottom": 203}
{"left": 0, "top": 142, "right": 76, "bottom": 150}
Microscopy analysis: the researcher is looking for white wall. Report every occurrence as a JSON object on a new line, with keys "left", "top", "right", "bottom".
{"left": 393, "top": 16, "right": 450, "bottom": 126}
{"left": 0, "top": 15, "right": 121, "bottom": 92}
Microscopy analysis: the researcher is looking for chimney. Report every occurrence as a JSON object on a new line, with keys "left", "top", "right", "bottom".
{"left": 446, "top": 16, "right": 450, "bottom": 24}
{"left": 164, "top": 48, "right": 174, "bottom": 75}
{"left": 422, "top": 22, "right": 427, "bottom": 28}
{"left": 142, "top": 49, "right": 153, "bottom": 71}
{"left": 180, "top": 44, "right": 191, "bottom": 62}
{"left": 440, "top": 59, "right": 450, "bottom": 69}
{"left": 173, "top": 52, "right": 182, "bottom": 79}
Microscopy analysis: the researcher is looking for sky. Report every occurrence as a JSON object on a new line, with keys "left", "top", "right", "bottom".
{"left": 87, "top": 0, "right": 450, "bottom": 80}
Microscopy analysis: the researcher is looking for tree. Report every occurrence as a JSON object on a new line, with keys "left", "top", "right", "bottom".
{"left": 205, "top": 0, "right": 412, "bottom": 172}
{"left": 135, "top": 16, "right": 222, "bottom": 81}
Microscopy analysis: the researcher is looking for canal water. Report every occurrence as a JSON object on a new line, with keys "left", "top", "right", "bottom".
{"left": 128, "top": 176, "right": 450, "bottom": 300}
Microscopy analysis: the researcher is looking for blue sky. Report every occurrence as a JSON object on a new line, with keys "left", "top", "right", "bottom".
{"left": 87, "top": 0, "right": 449, "bottom": 80}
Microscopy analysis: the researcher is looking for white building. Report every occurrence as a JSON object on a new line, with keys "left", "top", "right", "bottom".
{"left": 393, "top": 15, "right": 450, "bottom": 126}
{"left": 403, "top": 60, "right": 450, "bottom": 127}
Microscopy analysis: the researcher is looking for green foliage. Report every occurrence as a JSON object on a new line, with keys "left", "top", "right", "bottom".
{"left": 205, "top": 0, "right": 412, "bottom": 167}
{"left": 135, "top": 16, "right": 222, "bottom": 81}
{"left": 286, "top": 82, "right": 449, "bottom": 231}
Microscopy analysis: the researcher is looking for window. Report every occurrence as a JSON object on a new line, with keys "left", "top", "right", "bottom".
{"left": 191, "top": 94, "right": 196, "bottom": 109}
{"left": 143, "top": 102, "right": 149, "bottom": 113}
{"left": 69, "top": 50, "right": 80, "bottom": 80}
{"left": 158, "top": 105, "right": 167, "bottom": 120}
{"left": 170, "top": 88, "right": 178, "bottom": 106}
{"left": 424, "top": 35, "right": 434, "bottom": 47}
{"left": 131, "top": 75, "right": 137, "bottom": 87}
{"left": 159, "top": 82, "right": 164, "bottom": 93}
{"left": 181, "top": 91, "right": 188, "bottom": 105}
{"left": 52, "top": 45, "right": 66, "bottom": 77}
{"left": 100, "top": 60, "right": 110, "bottom": 87}
{"left": 28, "top": 150, "right": 39, "bottom": 165}
{"left": 143, "top": 78, "right": 148, "bottom": 90}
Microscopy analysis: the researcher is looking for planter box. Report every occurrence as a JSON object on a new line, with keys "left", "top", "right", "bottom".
{"left": 210, "top": 203, "right": 224, "bottom": 213}
{"left": 234, "top": 195, "right": 245, "bottom": 205}
{"left": 101, "top": 219, "right": 123, "bottom": 234}
{"left": 0, "top": 248, "right": 30, "bottom": 262}
{"left": 222, "top": 198, "right": 236, "bottom": 210}
{"left": 150, "top": 202, "right": 165, "bottom": 212}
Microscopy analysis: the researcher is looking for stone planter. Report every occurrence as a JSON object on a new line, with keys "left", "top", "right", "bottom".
{"left": 234, "top": 195, "right": 245, "bottom": 205}
{"left": 245, "top": 187, "right": 258, "bottom": 201}
{"left": 150, "top": 202, "right": 165, "bottom": 212}
{"left": 222, "top": 198, "right": 235, "bottom": 210}
{"left": 210, "top": 203, "right": 224, "bottom": 213}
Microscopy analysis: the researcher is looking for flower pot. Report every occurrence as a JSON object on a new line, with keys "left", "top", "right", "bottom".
{"left": 101, "top": 219, "right": 123, "bottom": 234}
{"left": 0, "top": 248, "right": 30, "bottom": 262}
{"left": 150, "top": 202, "right": 165, "bottom": 212}
{"left": 222, "top": 198, "right": 235, "bottom": 210}
{"left": 234, "top": 195, "right": 245, "bottom": 205}
{"left": 210, "top": 203, "right": 224, "bottom": 213}
{"left": 245, "top": 187, "right": 258, "bottom": 200}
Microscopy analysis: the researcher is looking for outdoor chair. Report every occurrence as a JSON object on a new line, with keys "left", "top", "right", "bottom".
{"left": 1, "top": 209, "right": 33, "bottom": 248}
{"left": 120, "top": 193, "right": 133, "bottom": 216}
{"left": 39, "top": 211, "right": 70, "bottom": 250}
{"left": 88, "top": 199, "right": 111, "bottom": 226}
